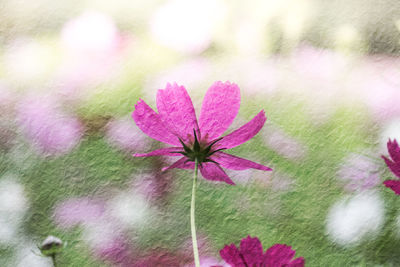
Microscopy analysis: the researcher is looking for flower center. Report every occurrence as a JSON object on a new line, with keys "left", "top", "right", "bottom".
{"left": 174, "top": 129, "right": 226, "bottom": 165}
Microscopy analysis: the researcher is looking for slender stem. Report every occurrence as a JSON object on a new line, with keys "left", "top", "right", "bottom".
{"left": 191, "top": 158, "right": 200, "bottom": 267}
{"left": 51, "top": 254, "right": 57, "bottom": 267}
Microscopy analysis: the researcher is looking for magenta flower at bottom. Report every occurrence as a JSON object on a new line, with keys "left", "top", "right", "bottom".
{"left": 382, "top": 138, "right": 400, "bottom": 195}
{"left": 132, "top": 81, "right": 271, "bottom": 185}
{"left": 219, "top": 236, "right": 305, "bottom": 267}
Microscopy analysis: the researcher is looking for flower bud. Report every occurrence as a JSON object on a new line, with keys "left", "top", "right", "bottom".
{"left": 40, "top": 235, "right": 63, "bottom": 257}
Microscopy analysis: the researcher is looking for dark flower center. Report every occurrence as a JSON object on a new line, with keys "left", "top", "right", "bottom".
{"left": 173, "top": 129, "right": 226, "bottom": 165}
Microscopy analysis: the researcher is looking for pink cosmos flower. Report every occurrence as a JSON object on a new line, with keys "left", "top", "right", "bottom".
{"left": 132, "top": 81, "right": 271, "bottom": 185}
{"left": 382, "top": 138, "right": 400, "bottom": 195}
{"left": 218, "top": 236, "right": 305, "bottom": 267}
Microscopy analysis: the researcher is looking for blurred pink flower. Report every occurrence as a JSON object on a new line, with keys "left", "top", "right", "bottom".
{"left": 17, "top": 95, "right": 83, "bottom": 156}
{"left": 291, "top": 45, "right": 347, "bottom": 84}
{"left": 337, "top": 153, "right": 381, "bottom": 192}
{"left": 262, "top": 125, "right": 307, "bottom": 161}
{"left": 56, "top": 11, "right": 127, "bottom": 101}
{"left": 288, "top": 45, "right": 350, "bottom": 123}
{"left": 355, "top": 56, "right": 400, "bottom": 122}
{"left": 382, "top": 138, "right": 400, "bottom": 195}
{"left": 134, "top": 250, "right": 191, "bottom": 267}
{"left": 219, "top": 236, "right": 305, "bottom": 267}
{"left": 181, "top": 234, "right": 228, "bottom": 267}
{"left": 235, "top": 59, "right": 281, "bottom": 97}
{"left": 185, "top": 257, "right": 228, "bottom": 267}
{"left": 53, "top": 197, "right": 105, "bottom": 228}
{"left": 131, "top": 171, "right": 175, "bottom": 205}
{"left": 95, "top": 237, "right": 136, "bottom": 266}
{"left": 105, "top": 116, "right": 150, "bottom": 153}
{"left": 132, "top": 81, "right": 271, "bottom": 185}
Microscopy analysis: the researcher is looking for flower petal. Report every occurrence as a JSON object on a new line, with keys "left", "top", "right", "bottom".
{"left": 388, "top": 139, "right": 400, "bottom": 164}
{"left": 132, "top": 99, "right": 179, "bottom": 145}
{"left": 382, "top": 155, "right": 400, "bottom": 178}
{"left": 383, "top": 180, "right": 400, "bottom": 195}
{"left": 199, "top": 81, "right": 240, "bottom": 140}
{"left": 212, "top": 152, "right": 272, "bottom": 171}
{"left": 263, "top": 244, "right": 298, "bottom": 266}
{"left": 289, "top": 257, "right": 306, "bottom": 267}
{"left": 133, "top": 147, "right": 182, "bottom": 157}
{"left": 199, "top": 162, "right": 235, "bottom": 185}
{"left": 217, "top": 110, "right": 266, "bottom": 149}
{"left": 162, "top": 157, "right": 195, "bottom": 171}
{"left": 156, "top": 83, "right": 199, "bottom": 141}
{"left": 239, "top": 236, "right": 264, "bottom": 265}
{"left": 219, "top": 244, "right": 244, "bottom": 266}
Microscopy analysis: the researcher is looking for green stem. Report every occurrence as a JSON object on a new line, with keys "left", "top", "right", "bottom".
{"left": 51, "top": 254, "right": 57, "bottom": 267}
{"left": 191, "top": 158, "right": 200, "bottom": 267}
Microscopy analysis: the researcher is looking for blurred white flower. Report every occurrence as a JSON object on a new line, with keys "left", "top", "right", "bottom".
{"left": 107, "top": 192, "right": 151, "bottom": 228}
{"left": 61, "top": 11, "right": 120, "bottom": 54}
{"left": 0, "top": 175, "right": 28, "bottom": 215}
{"left": 15, "top": 243, "right": 52, "bottom": 267}
{"left": 0, "top": 219, "right": 18, "bottom": 245}
{"left": 281, "top": 0, "right": 313, "bottom": 42}
{"left": 0, "top": 175, "right": 28, "bottom": 245}
{"left": 326, "top": 191, "right": 384, "bottom": 246}
{"left": 83, "top": 219, "right": 122, "bottom": 250}
{"left": 380, "top": 118, "right": 400, "bottom": 152}
{"left": 150, "top": 0, "right": 227, "bottom": 54}
{"left": 3, "top": 39, "right": 56, "bottom": 83}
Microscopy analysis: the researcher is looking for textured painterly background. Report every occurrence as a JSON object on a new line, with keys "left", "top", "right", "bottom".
{"left": 1, "top": 0, "right": 400, "bottom": 266}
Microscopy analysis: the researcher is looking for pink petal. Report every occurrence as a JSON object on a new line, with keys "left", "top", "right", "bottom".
{"left": 218, "top": 110, "right": 266, "bottom": 149}
{"left": 132, "top": 99, "right": 179, "bottom": 146}
{"left": 53, "top": 198, "right": 105, "bottom": 228}
{"left": 388, "top": 139, "right": 400, "bottom": 163}
{"left": 212, "top": 152, "right": 272, "bottom": 171}
{"left": 199, "top": 162, "right": 235, "bottom": 185}
{"left": 239, "top": 236, "right": 264, "bottom": 265}
{"left": 156, "top": 83, "right": 199, "bottom": 141}
{"left": 382, "top": 155, "right": 400, "bottom": 178}
{"left": 263, "top": 244, "right": 298, "bottom": 266}
{"left": 199, "top": 81, "right": 240, "bottom": 141}
{"left": 219, "top": 244, "right": 243, "bottom": 266}
{"left": 383, "top": 180, "right": 400, "bottom": 195}
{"left": 133, "top": 147, "right": 182, "bottom": 157}
{"left": 162, "top": 157, "right": 195, "bottom": 171}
